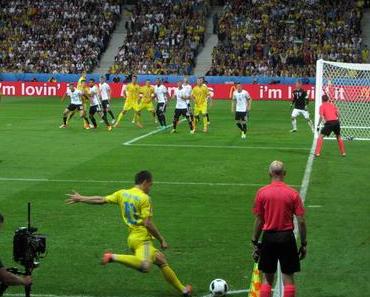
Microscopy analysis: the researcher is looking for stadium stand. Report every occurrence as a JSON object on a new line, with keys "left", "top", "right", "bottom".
{"left": 207, "top": 0, "right": 367, "bottom": 77}
{"left": 109, "top": 0, "right": 209, "bottom": 75}
{"left": 0, "top": 0, "right": 122, "bottom": 73}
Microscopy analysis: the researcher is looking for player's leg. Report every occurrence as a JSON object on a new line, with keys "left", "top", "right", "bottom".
{"left": 66, "top": 110, "right": 76, "bottom": 124}
{"left": 79, "top": 109, "right": 90, "bottom": 129}
{"left": 134, "top": 110, "right": 143, "bottom": 128}
{"left": 185, "top": 110, "right": 195, "bottom": 133}
{"left": 334, "top": 123, "right": 346, "bottom": 156}
{"left": 290, "top": 109, "right": 298, "bottom": 132}
{"left": 61, "top": 107, "right": 71, "bottom": 128}
{"left": 154, "top": 251, "right": 192, "bottom": 296}
{"left": 303, "top": 111, "right": 314, "bottom": 132}
{"left": 156, "top": 103, "right": 166, "bottom": 127}
{"left": 113, "top": 104, "right": 129, "bottom": 127}
{"left": 89, "top": 106, "right": 98, "bottom": 128}
{"left": 315, "top": 123, "right": 331, "bottom": 156}
{"left": 201, "top": 107, "right": 208, "bottom": 132}
{"left": 260, "top": 273, "right": 274, "bottom": 297}
{"left": 172, "top": 109, "right": 181, "bottom": 133}
{"left": 241, "top": 119, "right": 247, "bottom": 138}
{"left": 206, "top": 112, "right": 210, "bottom": 124}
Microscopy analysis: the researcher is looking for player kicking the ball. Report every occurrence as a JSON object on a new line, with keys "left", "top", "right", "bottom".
{"left": 290, "top": 80, "right": 314, "bottom": 133}
{"left": 231, "top": 83, "right": 252, "bottom": 139}
{"left": 65, "top": 170, "right": 192, "bottom": 297}
{"left": 60, "top": 83, "right": 90, "bottom": 129}
{"left": 171, "top": 81, "right": 194, "bottom": 134}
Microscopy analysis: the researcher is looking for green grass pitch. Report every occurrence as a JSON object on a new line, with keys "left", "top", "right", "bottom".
{"left": 0, "top": 97, "right": 369, "bottom": 297}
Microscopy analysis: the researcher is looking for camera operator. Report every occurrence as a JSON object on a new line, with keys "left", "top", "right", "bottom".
{"left": 0, "top": 213, "right": 32, "bottom": 288}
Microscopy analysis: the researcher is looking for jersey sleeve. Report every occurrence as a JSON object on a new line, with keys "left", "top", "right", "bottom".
{"left": 104, "top": 190, "right": 122, "bottom": 204}
{"left": 140, "top": 195, "right": 152, "bottom": 220}
{"left": 293, "top": 192, "right": 305, "bottom": 216}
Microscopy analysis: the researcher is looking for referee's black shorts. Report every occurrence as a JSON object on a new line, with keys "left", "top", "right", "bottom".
{"left": 259, "top": 230, "right": 300, "bottom": 274}
{"left": 321, "top": 120, "right": 341, "bottom": 136}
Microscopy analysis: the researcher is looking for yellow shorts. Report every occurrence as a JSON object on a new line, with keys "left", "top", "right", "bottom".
{"left": 128, "top": 233, "right": 158, "bottom": 262}
{"left": 194, "top": 104, "right": 207, "bottom": 116}
{"left": 123, "top": 100, "right": 140, "bottom": 112}
{"left": 139, "top": 102, "right": 154, "bottom": 112}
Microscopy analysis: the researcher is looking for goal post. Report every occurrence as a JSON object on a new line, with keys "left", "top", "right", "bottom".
{"left": 315, "top": 59, "right": 370, "bottom": 140}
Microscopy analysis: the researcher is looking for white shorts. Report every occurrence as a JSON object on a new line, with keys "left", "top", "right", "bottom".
{"left": 291, "top": 108, "right": 310, "bottom": 119}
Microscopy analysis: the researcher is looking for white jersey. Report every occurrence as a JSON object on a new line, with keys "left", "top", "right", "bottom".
{"left": 89, "top": 85, "right": 100, "bottom": 106}
{"left": 154, "top": 84, "right": 168, "bottom": 103}
{"left": 233, "top": 90, "right": 250, "bottom": 112}
{"left": 99, "top": 82, "right": 111, "bottom": 101}
{"left": 182, "top": 83, "right": 192, "bottom": 104}
{"left": 174, "top": 87, "right": 188, "bottom": 109}
{"left": 67, "top": 89, "right": 82, "bottom": 105}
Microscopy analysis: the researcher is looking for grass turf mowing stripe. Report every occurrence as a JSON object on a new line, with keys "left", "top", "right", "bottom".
{"left": 124, "top": 143, "right": 310, "bottom": 151}
{"left": 0, "top": 177, "right": 300, "bottom": 188}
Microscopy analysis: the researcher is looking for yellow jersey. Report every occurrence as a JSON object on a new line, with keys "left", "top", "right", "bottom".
{"left": 126, "top": 83, "right": 141, "bottom": 102}
{"left": 105, "top": 187, "right": 152, "bottom": 235}
{"left": 77, "top": 76, "right": 86, "bottom": 90}
{"left": 192, "top": 85, "right": 209, "bottom": 106}
{"left": 140, "top": 85, "right": 155, "bottom": 104}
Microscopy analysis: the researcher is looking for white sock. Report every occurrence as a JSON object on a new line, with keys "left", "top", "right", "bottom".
{"left": 292, "top": 118, "right": 297, "bottom": 130}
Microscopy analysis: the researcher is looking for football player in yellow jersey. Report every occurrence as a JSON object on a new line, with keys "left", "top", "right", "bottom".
{"left": 201, "top": 77, "right": 212, "bottom": 125}
{"left": 137, "top": 79, "right": 156, "bottom": 124}
{"left": 65, "top": 171, "right": 192, "bottom": 297}
{"left": 191, "top": 77, "right": 210, "bottom": 132}
{"left": 113, "top": 75, "right": 142, "bottom": 128}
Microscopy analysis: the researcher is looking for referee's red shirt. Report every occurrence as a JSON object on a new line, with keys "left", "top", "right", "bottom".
{"left": 319, "top": 102, "right": 339, "bottom": 121}
{"left": 253, "top": 181, "right": 305, "bottom": 231}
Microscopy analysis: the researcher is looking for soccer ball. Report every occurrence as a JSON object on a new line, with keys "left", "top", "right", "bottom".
{"left": 209, "top": 279, "right": 229, "bottom": 297}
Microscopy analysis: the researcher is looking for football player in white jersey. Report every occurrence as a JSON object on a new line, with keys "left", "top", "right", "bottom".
{"left": 99, "top": 76, "right": 115, "bottom": 124}
{"left": 60, "top": 83, "right": 90, "bottom": 129}
{"left": 231, "top": 82, "right": 252, "bottom": 139}
{"left": 154, "top": 78, "right": 169, "bottom": 128}
{"left": 171, "top": 81, "right": 194, "bottom": 134}
{"left": 89, "top": 79, "right": 112, "bottom": 131}
{"left": 182, "top": 77, "right": 194, "bottom": 123}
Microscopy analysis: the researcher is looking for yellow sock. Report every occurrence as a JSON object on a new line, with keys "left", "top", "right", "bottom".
{"left": 160, "top": 264, "right": 185, "bottom": 293}
{"left": 203, "top": 116, "right": 208, "bottom": 129}
{"left": 135, "top": 113, "right": 141, "bottom": 123}
{"left": 113, "top": 254, "right": 142, "bottom": 270}
{"left": 116, "top": 112, "right": 124, "bottom": 124}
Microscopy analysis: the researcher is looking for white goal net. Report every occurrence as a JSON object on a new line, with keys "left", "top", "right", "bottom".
{"left": 315, "top": 59, "right": 370, "bottom": 140}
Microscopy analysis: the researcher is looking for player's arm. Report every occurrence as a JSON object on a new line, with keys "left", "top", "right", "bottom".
{"left": 61, "top": 92, "right": 68, "bottom": 102}
{"left": 296, "top": 215, "right": 307, "bottom": 259}
{"left": 304, "top": 91, "right": 309, "bottom": 110}
{"left": 248, "top": 95, "right": 252, "bottom": 111}
{"left": 231, "top": 95, "right": 235, "bottom": 112}
{"left": 143, "top": 217, "right": 168, "bottom": 249}
{"left": 0, "top": 268, "right": 31, "bottom": 286}
{"left": 251, "top": 214, "right": 263, "bottom": 242}
{"left": 65, "top": 191, "right": 107, "bottom": 204}
{"left": 107, "top": 85, "right": 111, "bottom": 101}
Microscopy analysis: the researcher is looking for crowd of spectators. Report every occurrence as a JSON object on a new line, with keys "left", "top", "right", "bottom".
{"left": 0, "top": 0, "right": 122, "bottom": 73}
{"left": 110, "top": 0, "right": 209, "bottom": 75}
{"left": 207, "top": 0, "right": 368, "bottom": 77}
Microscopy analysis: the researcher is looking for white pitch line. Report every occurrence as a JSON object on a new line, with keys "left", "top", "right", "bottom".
{"left": 201, "top": 288, "right": 249, "bottom": 297}
{"left": 125, "top": 143, "right": 310, "bottom": 151}
{"left": 0, "top": 177, "right": 300, "bottom": 188}
{"left": 307, "top": 204, "right": 323, "bottom": 208}
{"left": 122, "top": 124, "right": 172, "bottom": 145}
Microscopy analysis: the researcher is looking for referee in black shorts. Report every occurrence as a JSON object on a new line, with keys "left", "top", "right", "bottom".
{"left": 251, "top": 161, "right": 307, "bottom": 297}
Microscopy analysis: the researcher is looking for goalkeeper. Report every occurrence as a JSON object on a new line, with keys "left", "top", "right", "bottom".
{"left": 65, "top": 171, "right": 192, "bottom": 296}
{"left": 315, "top": 94, "right": 346, "bottom": 157}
